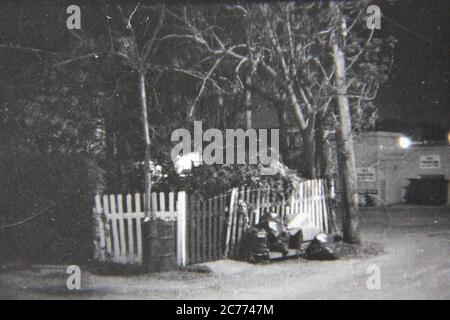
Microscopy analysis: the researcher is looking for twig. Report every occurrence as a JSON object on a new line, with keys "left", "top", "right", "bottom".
{"left": 0, "top": 193, "right": 77, "bottom": 229}
{"left": 189, "top": 55, "right": 224, "bottom": 117}
{"left": 0, "top": 44, "right": 60, "bottom": 56}
{"left": 346, "top": 27, "right": 374, "bottom": 71}
{"left": 53, "top": 52, "right": 99, "bottom": 67}
{"left": 127, "top": 3, "right": 141, "bottom": 30}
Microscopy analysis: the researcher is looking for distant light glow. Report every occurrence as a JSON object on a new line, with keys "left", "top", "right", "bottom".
{"left": 398, "top": 136, "right": 412, "bottom": 149}
{"left": 174, "top": 152, "right": 202, "bottom": 174}
{"left": 447, "top": 132, "right": 450, "bottom": 144}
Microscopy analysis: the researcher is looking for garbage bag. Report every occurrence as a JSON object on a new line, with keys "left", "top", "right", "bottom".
{"left": 267, "top": 230, "right": 289, "bottom": 257}
{"left": 240, "top": 227, "right": 270, "bottom": 263}
{"left": 305, "top": 233, "right": 338, "bottom": 260}
{"left": 258, "top": 212, "right": 289, "bottom": 257}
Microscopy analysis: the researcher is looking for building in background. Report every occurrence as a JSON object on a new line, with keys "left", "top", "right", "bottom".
{"left": 354, "top": 131, "right": 450, "bottom": 206}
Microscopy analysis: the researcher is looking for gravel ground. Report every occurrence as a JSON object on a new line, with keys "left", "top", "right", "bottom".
{"left": 0, "top": 205, "right": 449, "bottom": 300}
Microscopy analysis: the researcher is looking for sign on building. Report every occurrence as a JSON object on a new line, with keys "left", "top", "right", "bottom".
{"left": 357, "top": 167, "right": 376, "bottom": 182}
{"left": 420, "top": 155, "right": 440, "bottom": 169}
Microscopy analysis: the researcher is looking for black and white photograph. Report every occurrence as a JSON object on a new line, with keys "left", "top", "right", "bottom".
{"left": 0, "top": 0, "right": 449, "bottom": 302}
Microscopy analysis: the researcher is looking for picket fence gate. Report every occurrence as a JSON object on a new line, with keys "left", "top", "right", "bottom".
{"left": 93, "top": 192, "right": 186, "bottom": 266}
{"left": 92, "top": 178, "right": 332, "bottom": 268}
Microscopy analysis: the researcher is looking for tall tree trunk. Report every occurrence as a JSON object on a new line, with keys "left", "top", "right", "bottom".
{"left": 330, "top": 2, "right": 360, "bottom": 244}
{"left": 277, "top": 106, "right": 289, "bottom": 163}
{"left": 245, "top": 76, "right": 252, "bottom": 129}
{"left": 138, "top": 70, "right": 152, "bottom": 219}
{"left": 316, "top": 110, "right": 340, "bottom": 233}
{"left": 301, "top": 112, "right": 316, "bottom": 179}
{"left": 315, "top": 110, "right": 328, "bottom": 178}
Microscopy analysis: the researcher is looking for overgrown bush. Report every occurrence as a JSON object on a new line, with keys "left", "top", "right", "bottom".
{"left": 153, "top": 163, "right": 301, "bottom": 200}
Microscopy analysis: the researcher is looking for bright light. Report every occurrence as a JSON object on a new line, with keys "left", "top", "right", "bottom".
{"left": 174, "top": 152, "right": 202, "bottom": 174}
{"left": 447, "top": 132, "right": 450, "bottom": 144}
{"left": 398, "top": 136, "right": 412, "bottom": 149}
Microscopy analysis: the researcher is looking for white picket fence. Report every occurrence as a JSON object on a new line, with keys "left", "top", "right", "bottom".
{"left": 287, "top": 179, "right": 330, "bottom": 233}
{"left": 93, "top": 192, "right": 186, "bottom": 266}
{"left": 224, "top": 179, "right": 330, "bottom": 258}
{"left": 92, "top": 178, "right": 332, "bottom": 267}
{"left": 230, "top": 179, "right": 330, "bottom": 232}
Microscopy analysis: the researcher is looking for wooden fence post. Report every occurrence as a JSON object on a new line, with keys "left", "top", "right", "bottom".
{"left": 177, "top": 191, "right": 187, "bottom": 267}
{"left": 135, "top": 193, "right": 143, "bottom": 265}
{"left": 93, "top": 194, "right": 106, "bottom": 261}
{"left": 224, "top": 187, "right": 239, "bottom": 258}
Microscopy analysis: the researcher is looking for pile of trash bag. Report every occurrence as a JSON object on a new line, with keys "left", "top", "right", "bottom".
{"left": 258, "top": 211, "right": 289, "bottom": 257}
{"left": 239, "top": 209, "right": 340, "bottom": 262}
{"left": 239, "top": 227, "right": 270, "bottom": 263}
{"left": 239, "top": 211, "right": 290, "bottom": 263}
{"left": 305, "top": 233, "right": 338, "bottom": 260}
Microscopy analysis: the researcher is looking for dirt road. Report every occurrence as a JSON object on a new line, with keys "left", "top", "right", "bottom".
{"left": 1, "top": 206, "right": 449, "bottom": 299}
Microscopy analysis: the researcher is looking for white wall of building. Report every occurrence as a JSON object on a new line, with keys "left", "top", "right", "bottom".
{"left": 354, "top": 132, "right": 450, "bottom": 205}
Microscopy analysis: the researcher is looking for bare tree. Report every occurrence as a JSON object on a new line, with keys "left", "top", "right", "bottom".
{"left": 168, "top": 2, "right": 394, "bottom": 240}
{"left": 111, "top": 4, "right": 167, "bottom": 219}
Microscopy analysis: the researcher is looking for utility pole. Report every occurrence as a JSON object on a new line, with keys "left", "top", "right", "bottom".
{"left": 330, "top": 1, "right": 361, "bottom": 244}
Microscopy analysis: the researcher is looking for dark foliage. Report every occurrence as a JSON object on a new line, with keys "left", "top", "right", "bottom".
{"left": 153, "top": 163, "right": 296, "bottom": 200}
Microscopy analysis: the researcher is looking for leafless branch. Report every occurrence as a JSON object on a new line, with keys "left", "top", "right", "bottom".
{"left": 169, "top": 67, "right": 230, "bottom": 95}
{"left": 346, "top": 27, "right": 374, "bottom": 71}
{"left": 142, "top": 6, "right": 166, "bottom": 63}
{"left": 189, "top": 54, "right": 226, "bottom": 117}
{"left": 127, "top": 3, "right": 141, "bottom": 30}
{"left": 103, "top": 0, "right": 114, "bottom": 53}
{"left": 53, "top": 52, "right": 99, "bottom": 67}
{"left": 0, "top": 44, "right": 60, "bottom": 56}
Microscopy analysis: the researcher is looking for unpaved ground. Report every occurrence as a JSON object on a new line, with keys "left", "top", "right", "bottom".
{"left": 1, "top": 206, "right": 449, "bottom": 300}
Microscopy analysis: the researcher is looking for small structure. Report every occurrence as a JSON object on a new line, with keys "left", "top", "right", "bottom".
{"left": 353, "top": 131, "right": 450, "bottom": 206}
